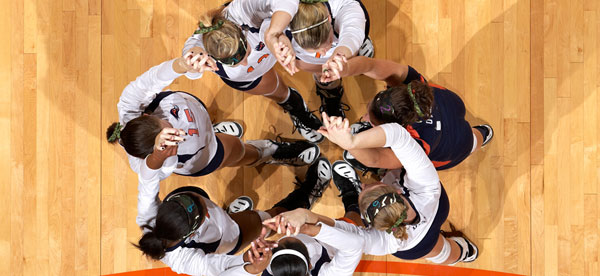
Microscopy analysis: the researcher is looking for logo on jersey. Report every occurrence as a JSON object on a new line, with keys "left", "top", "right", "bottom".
{"left": 255, "top": 41, "right": 265, "bottom": 51}
{"left": 257, "top": 54, "right": 269, "bottom": 63}
{"left": 170, "top": 105, "right": 180, "bottom": 120}
{"left": 315, "top": 52, "right": 322, "bottom": 58}
{"left": 247, "top": 66, "right": 255, "bottom": 73}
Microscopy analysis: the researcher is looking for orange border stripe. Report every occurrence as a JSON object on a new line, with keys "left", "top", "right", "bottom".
{"left": 104, "top": 260, "right": 526, "bottom": 276}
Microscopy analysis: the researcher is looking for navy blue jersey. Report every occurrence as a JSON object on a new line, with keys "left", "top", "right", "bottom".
{"left": 404, "top": 66, "right": 473, "bottom": 170}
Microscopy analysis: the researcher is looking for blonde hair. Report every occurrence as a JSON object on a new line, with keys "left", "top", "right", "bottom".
{"left": 359, "top": 185, "right": 409, "bottom": 239}
{"left": 290, "top": 2, "right": 332, "bottom": 49}
{"left": 198, "top": 7, "right": 243, "bottom": 59}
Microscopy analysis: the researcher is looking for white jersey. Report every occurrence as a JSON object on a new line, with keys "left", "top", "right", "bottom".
{"left": 182, "top": 0, "right": 298, "bottom": 83}
{"left": 117, "top": 59, "right": 217, "bottom": 177}
{"left": 293, "top": 0, "right": 366, "bottom": 64}
{"left": 334, "top": 123, "right": 441, "bottom": 255}
{"left": 136, "top": 164, "right": 244, "bottom": 276}
{"left": 221, "top": 221, "right": 364, "bottom": 276}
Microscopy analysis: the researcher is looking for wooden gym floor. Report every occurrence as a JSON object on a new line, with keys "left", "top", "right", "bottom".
{"left": 1, "top": 0, "right": 599, "bottom": 275}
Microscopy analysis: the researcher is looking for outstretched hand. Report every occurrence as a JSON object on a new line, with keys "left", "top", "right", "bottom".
{"left": 317, "top": 112, "right": 354, "bottom": 150}
{"left": 269, "top": 36, "right": 298, "bottom": 75}
{"left": 180, "top": 47, "right": 219, "bottom": 73}
{"left": 320, "top": 53, "right": 348, "bottom": 83}
{"left": 243, "top": 237, "right": 277, "bottom": 274}
{"left": 263, "top": 208, "right": 312, "bottom": 236}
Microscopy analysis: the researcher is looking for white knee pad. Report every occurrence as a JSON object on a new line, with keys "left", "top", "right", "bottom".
{"left": 426, "top": 238, "right": 452, "bottom": 264}
{"left": 264, "top": 73, "right": 281, "bottom": 97}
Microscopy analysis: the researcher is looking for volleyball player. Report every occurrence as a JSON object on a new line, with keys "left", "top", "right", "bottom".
{"left": 318, "top": 114, "right": 479, "bottom": 265}
{"left": 134, "top": 148, "right": 333, "bottom": 275}
{"left": 181, "top": 0, "right": 324, "bottom": 143}
{"left": 106, "top": 56, "right": 320, "bottom": 180}
{"left": 267, "top": 0, "right": 374, "bottom": 120}
{"left": 321, "top": 57, "right": 493, "bottom": 172}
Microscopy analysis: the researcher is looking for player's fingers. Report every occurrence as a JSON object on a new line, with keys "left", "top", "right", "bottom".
{"left": 163, "top": 141, "right": 179, "bottom": 147}
{"left": 190, "top": 53, "right": 202, "bottom": 64}
{"left": 322, "top": 112, "right": 330, "bottom": 128}
{"left": 334, "top": 58, "right": 345, "bottom": 72}
{"left": 285, "top": 224, "right": 291, "bottom": 237}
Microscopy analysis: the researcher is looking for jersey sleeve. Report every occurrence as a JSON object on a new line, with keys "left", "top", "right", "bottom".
{"left": 315, "top": 222, "right": 365, "bottom": 276}
{"left": 333, "top": 220, "right": 399, "bottom": 256}
{"left": 135, "top": 159, "right": 162, "bottom": 228}
{"left": 332, "top": 0, "right": 366, "bottom": 56}
{"left": 225, "top": 0, "right": 298, "bottom": 28}
{"left": 380, "top": 123, "right": 441, "bottom": 195}
{"left": 135, "top": 155, "right": 177, "bottom": 228}
{"left": 403, "top": 65, "right": 428, "bottom": 84}
{"left": 218, "top": 263, "right": 254, "bottom": 276}
{"left": 163, "top": 247, "right": 247, "bottom": 276}
{"left": 117, "top": 59, "right": 184, "bottom": 125}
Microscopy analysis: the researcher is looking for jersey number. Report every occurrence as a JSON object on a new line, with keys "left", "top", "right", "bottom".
{"left": 184, "top": 109, "right": 199, "bottom": 136}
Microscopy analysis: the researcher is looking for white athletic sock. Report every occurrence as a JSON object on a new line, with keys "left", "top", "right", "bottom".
{"left": 470, "top": 132, "right": 478, "bottom": 153}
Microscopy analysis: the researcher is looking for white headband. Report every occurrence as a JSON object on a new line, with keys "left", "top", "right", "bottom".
{"left": 267, "top": 249, "right": 309, "bottom": 275}
{"left": 290, "top": 18, "right": 329, "bottom": 34}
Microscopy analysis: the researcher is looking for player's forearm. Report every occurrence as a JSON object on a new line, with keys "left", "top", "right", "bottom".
{"left": 265, "top": 11, "right": 292, "bottom": 40}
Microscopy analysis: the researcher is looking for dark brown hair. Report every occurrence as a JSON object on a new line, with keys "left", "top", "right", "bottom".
{"left": 369, "top": 80, "right": 434, "bottom": 126}
{"left": 135, "top": 200, "right": 203, "bottom": 260}
{"left": 270, "top": 238, "right": 311, "bottom": 276}
{"left": 106, "top": 115, "right": 162, "bottom": 158}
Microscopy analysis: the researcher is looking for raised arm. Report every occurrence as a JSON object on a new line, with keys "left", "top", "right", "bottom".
{"left": 379, "top": 123, "right": 440, "bottom": 192}
{"left": 164, "top": 247, "right": 250, "bottom": 276}
{"left": 263, "top": 208, "right": 336, "bottom": 236}
{"left": 333, "top": 220, "right": 400, "bottom": 256}
{"left": 117, "top": 58, "right": 189, "bottom": 125}
{"left": 322, "top": 56, "right": 409, "bottom": 85}
{"left": 318, "top": 113, "right": 387, "bottom": 150}
{"left": 331, "top": 0, "right": 366, "bottom": 57}
{"left": 312, "top": 223, "right": 365, "bottom": 276}
{"left": 135, "top": 146, "right": 178, "bottom": 227}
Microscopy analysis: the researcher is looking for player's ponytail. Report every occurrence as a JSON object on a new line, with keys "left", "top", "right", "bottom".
{"left": 290, "top": 0, "right": 332, "bottom": 49}
{"left": 359, "top": 185, "right": 409, "bottom": 240}
{"left": 106, "top": 116, "right": 162, "bottom": 158}
{"left": 106, "top": 122, "right": 122, "bottom": 144}
{"left": 369, "top": 81, "right": 434, "bottom": 126}
{"left": 135, "top": 201, "right": 193, "bottom": 260}
{"left": 198, "top": 6, "right": 244, "bottom": 60}
{"left": 137, "top": 230, "right": 167, "bottom": 260}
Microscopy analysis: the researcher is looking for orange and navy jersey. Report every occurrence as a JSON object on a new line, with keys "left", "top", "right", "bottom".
{"left": 405, "top": 66, "right": 474, "bottom": 170}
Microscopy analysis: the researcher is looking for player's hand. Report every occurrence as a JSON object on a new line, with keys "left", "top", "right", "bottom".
{"left": 320, "top": 53, "right": 348, "bottom": 83}
{"left": 263, "top": 208, "right": 311, "bottom": 236}
{"left": 243, "top": 238, "right": 277, "bottom": 274}
{"left": 181, "top": 47, "right": 219, "bottom": 73}
{"left": 154, "top": 128, "right": 186, "bottom": 151}
{"left": 318, "top": 112, "right": 354, "bottom": 149}
{"left": 269, "top": 36, "right": 298, "bottom": 75}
